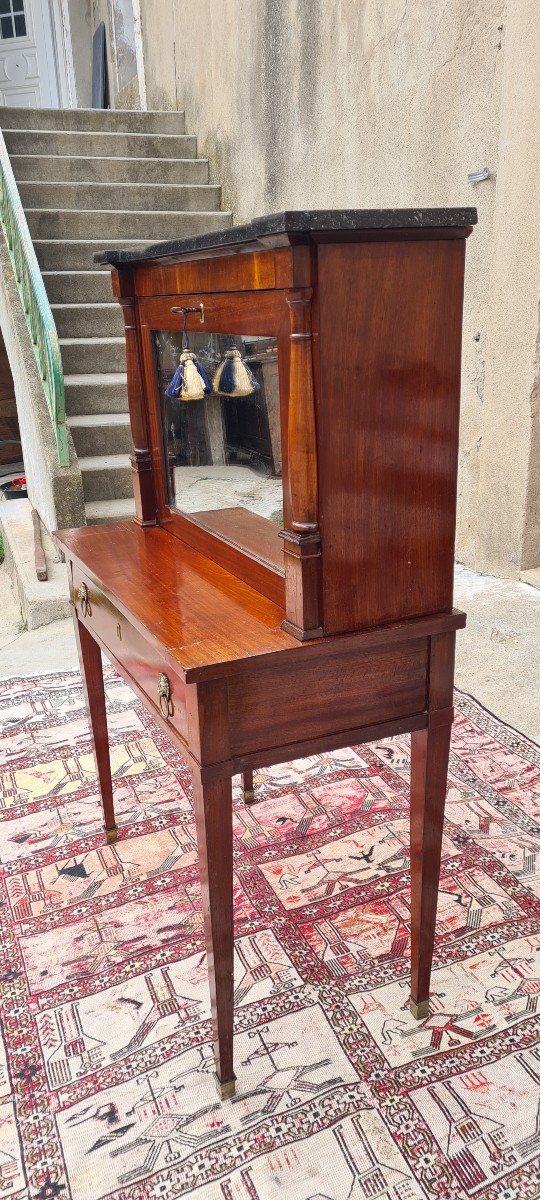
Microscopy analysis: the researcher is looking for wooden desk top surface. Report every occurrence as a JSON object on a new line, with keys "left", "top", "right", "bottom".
{"left": 55, "top": 522, "right": 465, "bottom": 682}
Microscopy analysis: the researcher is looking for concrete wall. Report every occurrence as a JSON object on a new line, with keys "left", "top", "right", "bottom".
{"left": 475, "top": 0, "right": 540, "bottom": 575}
{"left": 82, "top": 0, "right": 540, "bottom": 578}
{"left": 65, "top": 0, "right": 93, "bottom": 107}
{"left": 90, "top": 0, "right": 141, "bottom": 109}
{"left": 0, "top": 232, "right": 85, "bottom": 535}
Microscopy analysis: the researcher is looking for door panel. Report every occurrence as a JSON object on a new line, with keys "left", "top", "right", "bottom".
{"left": 0, "top": 0, "right": 59, "bottom": 107}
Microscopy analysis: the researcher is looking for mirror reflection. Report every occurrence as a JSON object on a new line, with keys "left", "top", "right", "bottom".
{"left": 154, "top": 330, "right": 283, "bottom": 566}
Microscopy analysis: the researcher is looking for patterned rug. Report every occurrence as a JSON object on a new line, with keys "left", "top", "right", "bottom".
{"left": 0, "top": 668, "right": 539, "bottom": 1200}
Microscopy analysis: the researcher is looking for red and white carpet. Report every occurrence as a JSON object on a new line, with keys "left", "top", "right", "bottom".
{"left": 0, "top": 668, "right": 538, "bottom": 1198}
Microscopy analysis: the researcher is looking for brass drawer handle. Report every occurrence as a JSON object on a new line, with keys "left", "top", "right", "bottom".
{"left": 77, "top": 582, "right": 91, "bottom": 618}
{"left": 170, "top": 302, "right": 205, "bottom": 323}
{"left": 158, "top": 672, "right": 174, "bottom": 718}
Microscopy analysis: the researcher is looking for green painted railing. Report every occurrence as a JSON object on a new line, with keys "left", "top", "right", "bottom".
{"left": 0, "top": 127, "right": 68, "bottom": 465}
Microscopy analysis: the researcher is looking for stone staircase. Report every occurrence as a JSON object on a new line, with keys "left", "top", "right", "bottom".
{"left": 2, "top": 107, "right": 232, "bottom": 524}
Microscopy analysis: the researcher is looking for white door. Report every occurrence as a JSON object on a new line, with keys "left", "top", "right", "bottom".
{"left": 0, "top": 0, "right": 60, "bottom": 107}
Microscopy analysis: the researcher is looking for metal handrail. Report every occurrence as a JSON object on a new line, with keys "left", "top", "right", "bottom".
{"left": 0, "top": 126, "right": 68, "bottom": 465}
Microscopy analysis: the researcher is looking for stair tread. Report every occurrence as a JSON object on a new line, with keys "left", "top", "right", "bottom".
{"left": 79, "top": 453, "right": 131, "bottom": 470}
{"left": 22, "top": 180, "right": 216, "bottom": 190}
{"left": 28, "top": 207, "right": 227, "bottom": 215}
{"left": 43, "top": 270, "right": 108, "bottom": 277}
{"left": 65, "top": 372, "right": 127, "bottom": 384}
{"left": 68, "top": 413, "right": 130, "bottom": 427}
{"left": 3, "top": 127, "right": 188, "bottom": 138}
{"left": 13, "top": 154, "right": 207, "bottom": 164}
{"left": 85, "top": 498, "right": 135, "bottom": 519}
{"left": 1, "top": 109, "right": 187, "bottom": 135}
{"left": 60, "top": 336, "right": 124, "bottom": 345}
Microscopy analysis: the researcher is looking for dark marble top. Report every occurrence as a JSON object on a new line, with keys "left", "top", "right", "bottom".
{"left": 94, "top": 208, "right": 478, "bottom": 266}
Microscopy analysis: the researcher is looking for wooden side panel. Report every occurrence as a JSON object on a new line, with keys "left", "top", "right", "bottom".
{"left": 316, "top": 239, "right": 466, "bottom": 634}
{"left": 228, "top": 639, "right": 428, "bottom": 755}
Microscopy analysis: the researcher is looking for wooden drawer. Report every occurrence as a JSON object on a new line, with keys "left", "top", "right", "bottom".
{"left": 132, "top": 245, "right": 311, "bottom": 296}
{"left": 71, "top": 564, "right": 188, "bottom": 743}
{"left": 228, "top": 639, "right": 428, "bottom": 756}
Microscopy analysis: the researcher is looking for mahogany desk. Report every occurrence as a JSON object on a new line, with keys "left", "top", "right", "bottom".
{"left": 55, "top": 208, "right": 476, "bottom": 1098}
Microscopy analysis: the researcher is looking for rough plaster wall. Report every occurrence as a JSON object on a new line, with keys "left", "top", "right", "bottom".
{"left": 522, "top": 316, "right": 540, "bottom": 569}
{"left": 141, "top": 0, "right": 505, "bottom": 571}
{"left": 90, "top": 0, "right": 141, "bottom": 109}
{"left": 476, "top": 0, "right": 540, "bottom": 576}
{"left": 67, "top": 0, "right": 92, "bottom": 107}
{"left": 139, "top": 0, "right": 176, "bottom": 111}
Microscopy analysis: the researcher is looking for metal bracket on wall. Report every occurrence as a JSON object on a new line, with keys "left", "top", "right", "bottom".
{"left": 467, "top": 168, "right": 490, "bottom": 183}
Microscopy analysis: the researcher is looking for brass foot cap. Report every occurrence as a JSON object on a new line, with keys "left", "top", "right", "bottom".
{"left": 215, "top": 1073, "right": 236, "bottom": 1100}
{"left": 105, "top": 826, "right": 118, "bottom": 845}
{"left": 409, "top": 998, "right": 430, "bottom": 1020}
{"left": 243, "top": 789, "right": 255, "bottom": 805}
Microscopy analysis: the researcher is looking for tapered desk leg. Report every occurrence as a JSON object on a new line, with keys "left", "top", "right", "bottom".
{"left": 242, "top": 769, "right": 255, "bottom": 804}
{"left": 73, "top": 614, "right": 117, "bottom": 843}
{"left": 191, "top": 768, "right": 235, "bottom": 1098}
{"left": 409, "top": 720, "right": 452, "bottom": 1019}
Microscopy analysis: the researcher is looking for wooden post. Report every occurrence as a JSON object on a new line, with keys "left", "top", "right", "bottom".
{"left": 281, "top": 291, "right": 323, "bottom": 640}
{"left": 111, "top": 267, "right": 157, "bottom": 526}
{"left": 187, "top": 679, "right": 235, "bottom": 1097}
{"left": 409, "top": 632, "right": 455, "bottom": 1017}
{"left": 72, "top": 614, "right": 117, "bottom": 843}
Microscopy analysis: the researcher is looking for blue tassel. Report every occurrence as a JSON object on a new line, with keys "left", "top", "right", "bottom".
{"left": 218, "top": 355, "right": 236, "bottom": 393}
{"left": 165, "top": 351, "right": 211, "bottom": 401}
{"left": 165, "top": 361, "right": 185, "bottom": 398}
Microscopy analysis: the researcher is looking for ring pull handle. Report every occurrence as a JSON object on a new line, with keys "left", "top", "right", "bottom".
{"left": 77, "top": 582, "right": 91, "bottom": 618}
{"left": 158, "top": 672, "right": 174, "bottom": 718}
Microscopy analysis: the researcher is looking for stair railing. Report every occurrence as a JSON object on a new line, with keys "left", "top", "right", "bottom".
{"left": 0, "top": 126, "right": 68, "bottom": 466}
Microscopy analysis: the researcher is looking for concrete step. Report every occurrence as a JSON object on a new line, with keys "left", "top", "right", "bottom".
{"left": 53, "top": 302, "right": 124, "bottom": 339}
{"left": 64, "top": 373, "right": 128, "bottom": 416}
{"left": 11, "top": 153, "right": 209, "bottom": 184}
{"left": 0, "top": 498, "right": 70, "bottom": 629}
{"left": 68, "top": 412, "right": 132, "bottom": 457}
{"left": 20, "top": 180, "right": 221, "bottom": 213}
{"left": 43, "top": 271, "right": 113, "bottom": 304}
{"left": 27, "top": 208, "right": 232, "bottom": 240}
{"left": 85, "top": 497, "right": 136, "bottom": 524}
{"left": 60, "top": 337, "right": 125, "bottom": 373}
{"left": 3, "top": 128, "right": 197, "bottom": 159}
{"left": 35, "top": 240, "right": 153, "bottom": 270}
{"left": 80, "top": 453, "right": 133, "bottom": 501}
{"left": 0, "top": 107, "right": 186, "bottom": 133}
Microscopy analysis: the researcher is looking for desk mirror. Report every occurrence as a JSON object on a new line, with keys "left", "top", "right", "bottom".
{"left": 154, "top": 329, "right": 283, "bottom": 570}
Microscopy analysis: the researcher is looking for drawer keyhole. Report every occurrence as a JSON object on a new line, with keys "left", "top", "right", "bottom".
{"left": 77, "top": 583, "right": 91, "bottom": 618}
{"left": 116, "top": 623, "right": 122, "bottom": 641}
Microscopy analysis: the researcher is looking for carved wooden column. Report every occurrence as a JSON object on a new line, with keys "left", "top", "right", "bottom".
{"left": 111, "top": 267, "right": 157, "bottom": 526}
{"left": 281, "top": 290, "right": 323, "bottom": 640}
